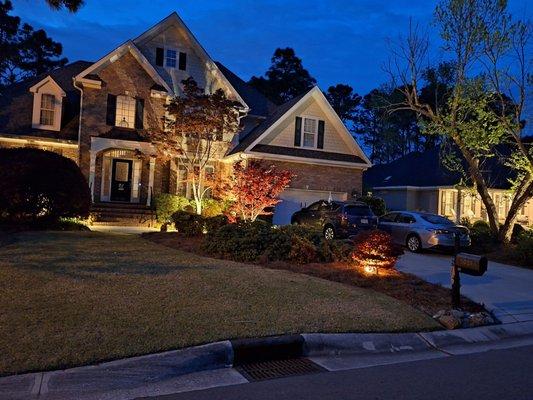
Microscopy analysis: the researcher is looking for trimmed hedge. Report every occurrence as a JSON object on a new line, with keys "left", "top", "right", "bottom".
{"left": 201, "top": 220, "right": 352, "bottom": 264}
{"left": 0, "top": 148, "right": 90, "bottom": 223}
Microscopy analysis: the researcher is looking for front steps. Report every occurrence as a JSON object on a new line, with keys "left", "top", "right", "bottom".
{"left": 90, "top": 202, "right": 157, "bottom": 228}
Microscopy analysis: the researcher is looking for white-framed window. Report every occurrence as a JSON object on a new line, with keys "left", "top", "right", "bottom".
{"left": 302, "top": 117, "right": 318, "bottom": 148}
{"left": 39, "top": 94, "right": 55, "bottom": 126}
{"left": 115, "top": 95, "right": 136, "bottom": 128}
{"left": 165, "top": 49, "right": 177, "bottom": 68}
{"left": 441, "top": 190, "right": 456, "bottom": 216}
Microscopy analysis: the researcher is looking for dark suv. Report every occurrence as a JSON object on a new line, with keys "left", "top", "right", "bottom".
{"left": 291, "top": 200, "right": 377, "bottom": 239}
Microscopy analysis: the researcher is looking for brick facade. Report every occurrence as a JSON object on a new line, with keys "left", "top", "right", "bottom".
{"left": 79, "top": 51, "right": 167, "bottom": 178}
{"left": 267, "top": 160, "right": 363, "bottom": 195}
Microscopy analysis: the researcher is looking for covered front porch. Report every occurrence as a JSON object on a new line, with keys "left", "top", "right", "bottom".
{"left": 88, "top": 137, "right": 158, "bottom": 206}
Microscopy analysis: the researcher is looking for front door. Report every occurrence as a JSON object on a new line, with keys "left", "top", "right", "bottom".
{"left": 110, "top": 159, "right": 133, "bottom": 202}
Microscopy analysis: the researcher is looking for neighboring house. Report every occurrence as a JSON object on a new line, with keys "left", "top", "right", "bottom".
{"left": 363, "top": 147, "right": 533, "bottom": 227}
{"left": 0, "top": 12, "right": 371, "bottom": 225}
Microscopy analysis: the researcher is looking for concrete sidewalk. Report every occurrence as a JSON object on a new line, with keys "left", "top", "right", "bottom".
{"left": 397, "top": 252, "right": 533, "bottom": 323}
{"left": 2, "top": 321, "right": 533, "bottom": 400}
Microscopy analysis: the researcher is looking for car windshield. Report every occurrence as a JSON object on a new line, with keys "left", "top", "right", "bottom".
{"left": 421, "top": 214, "right": 454, "bottom": 226}
{"left": 344, "top": 205, "right": 373, "bottom": 216}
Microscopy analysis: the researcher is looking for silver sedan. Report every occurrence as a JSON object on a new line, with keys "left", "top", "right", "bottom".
{"left": 378, "top": 211, "right": 471, "bottom": 252}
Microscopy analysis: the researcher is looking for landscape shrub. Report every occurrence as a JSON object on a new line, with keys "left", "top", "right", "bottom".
{"left": 171, "top": 211, "right": 205, "bottom": 237}
{"left": 202, "top": 220, "right": 273, "bottom": 262}
{"left": 357, "top": 196, "right": 386, "bottom": 216}
{"left": 515, "top": 230, "right": 533, "bottom": 265}
{"left": 155, "top": 194, "right": 190, "bottom": 223}
{"left": 201, "top": 198, "right": 227, "bottom": 218}
{"left": 202, "top": 221, "right": 350, "bottom": 264}
{"left": 469, "top": 220, "right": 497, "bottom": 253}
{"left": 511, "top": 223, "right": 526, "bottom": 243}
{"left": 351, "top": 230, "right": 403, "bottom": 271}
{"left": 0, "top": 148, "right": 90, "bottom": 224}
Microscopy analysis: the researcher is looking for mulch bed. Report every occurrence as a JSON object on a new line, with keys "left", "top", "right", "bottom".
{"left": 143, "top": 232, "right": 485, "bottom": 317}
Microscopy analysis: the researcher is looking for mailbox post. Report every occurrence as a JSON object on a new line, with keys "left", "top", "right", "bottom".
{"left": 451, "top": 233, "right": 461, "bottom": 309}
{"left": 451, "top": 232, "right": 488, "bottom": 309}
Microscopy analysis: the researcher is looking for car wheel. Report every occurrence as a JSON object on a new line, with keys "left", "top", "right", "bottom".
{"left": 324, "top": 225, "right": 335, "bottom": 240}
{"left": 406, "top": 234, "right": 422, "bottom": 253}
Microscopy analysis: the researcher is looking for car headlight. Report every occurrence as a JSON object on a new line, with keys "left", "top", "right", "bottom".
{"left": 427, "top": 228, "right": 452, "bottom": 235}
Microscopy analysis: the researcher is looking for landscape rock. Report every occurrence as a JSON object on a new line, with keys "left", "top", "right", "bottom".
{"left": 433, "top": 309, "right": 495, "bottom": 330}
{"left": 466, "top": 312, "right": 495, "bottom": 328}
{"left": 437, "top": 313, "right": 463, "bottom": 330}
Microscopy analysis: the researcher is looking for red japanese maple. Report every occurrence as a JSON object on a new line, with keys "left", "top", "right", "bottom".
{"left": 225, "top": 160, "right": 293, "bottom": 222}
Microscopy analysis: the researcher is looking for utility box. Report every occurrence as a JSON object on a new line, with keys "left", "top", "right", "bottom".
{"left": 455, "top": 253, "right": 488, "bottom": 276}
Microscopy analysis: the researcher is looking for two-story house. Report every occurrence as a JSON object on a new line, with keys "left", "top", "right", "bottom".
{"left": 0, "top": 12, "right": 371, "bottom": 225}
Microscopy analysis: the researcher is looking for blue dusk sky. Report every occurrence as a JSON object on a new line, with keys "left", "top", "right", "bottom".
{"left": 11, "top": 0, "right": 531, "bottom": 96}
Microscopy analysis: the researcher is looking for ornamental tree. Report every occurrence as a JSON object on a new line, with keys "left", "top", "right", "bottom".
{"left": 224, "top": 160, "right": 293, "bottom": 222}
{"left": 145, "top": 78, "right": 241, "bottom": 215}
{"left": 387, "top": 0, "right": 532, "bottom": 242}
{"left": 351, "top": 230, "right": 403, "bottom": 273}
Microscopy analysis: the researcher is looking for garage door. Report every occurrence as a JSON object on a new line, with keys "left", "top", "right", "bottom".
{"left": 272, "top": 188, "right": 348, "bottom": 225}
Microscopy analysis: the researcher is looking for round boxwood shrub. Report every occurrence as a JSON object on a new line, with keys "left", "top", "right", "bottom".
{"left": 0, "top": 148, "right": 90, "bottom": 223}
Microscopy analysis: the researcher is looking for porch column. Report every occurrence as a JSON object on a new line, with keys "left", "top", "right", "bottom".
{"left": 147, "top": 156, "right": 156, "bottom": 206}
{"left": 88, "top": 150, "right": 96, "bottom": 202}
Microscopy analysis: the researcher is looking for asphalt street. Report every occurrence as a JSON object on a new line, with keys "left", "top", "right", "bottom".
{"left": 144, "top": 345, "right": 533, "bottom": 400}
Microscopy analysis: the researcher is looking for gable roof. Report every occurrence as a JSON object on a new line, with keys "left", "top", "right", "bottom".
{"left": 363, "top": 145, "right": 528, "bottom": 190}
{"left": 132, "top": 12, "right": 249, "bottom": 110}
{"left": 0, "top": 60, "right": 92, "bottom": 141}
{"left": 74, "top": 41, "right": 172, "bottom": 93}
{"left": 228, "top": 86, "right": 371, "bottom": 167}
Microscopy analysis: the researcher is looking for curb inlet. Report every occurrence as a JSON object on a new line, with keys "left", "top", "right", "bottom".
{"left": 236, "top": 358, "right": 325, "bottom": 382}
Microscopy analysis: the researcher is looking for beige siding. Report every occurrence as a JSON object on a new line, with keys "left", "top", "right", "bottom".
{"left": 260, "top": 97, "right": 354, "bottom": 155}
{"left": 135, "top": 25, "right": 229, "bottom": 97}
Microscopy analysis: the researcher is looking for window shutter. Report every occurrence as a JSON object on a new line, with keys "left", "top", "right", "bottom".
{"left": 156, "top": 47, "right": 164, "bottom": 66}
{"left": 294, "top": 116, "right": 302, "bottom": 147}
{"left": 106, "top": 94, "right": 116, "bottom": 126}
{"left": 317, "top": 120, "right": 325, "bottom": 149}
{"left": 179, "top": 52, "right": 187, "bottom": 71}
{"left": 135, "top": 98, "right": 144, "bottom": 129}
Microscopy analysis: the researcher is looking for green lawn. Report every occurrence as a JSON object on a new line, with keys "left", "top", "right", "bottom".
{"left": 0, "top": 231, "right": 438, "bottom": 375}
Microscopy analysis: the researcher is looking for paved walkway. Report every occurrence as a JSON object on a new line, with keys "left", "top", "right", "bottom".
{"left": 397, "top": 252, "right": 533, "bottom": 323}
{"left": 89, "top": 225, "right": 159, "bottom": 235}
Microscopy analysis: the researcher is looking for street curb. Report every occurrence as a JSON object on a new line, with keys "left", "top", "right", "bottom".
{"left": 2, "top": 322, "right": 533, "bottom": 398}
{"left": 302, "top": 332, "right": 432, "bottom": 356}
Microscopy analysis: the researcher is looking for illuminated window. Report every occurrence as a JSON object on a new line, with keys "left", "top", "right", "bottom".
{"left": 40, "top": 94, "right": 55, "bottom": 126}
{"left": 166, "top": 49, "right": 177, "bottom": 68}
{"left": 115, "top": 95, "right": 136, "bottom": 128}
{"left": 302, "top": 117, "right": 317, "bottom": 148}
{"left": 441, "top": 191, "right": 455, "bottom": 216}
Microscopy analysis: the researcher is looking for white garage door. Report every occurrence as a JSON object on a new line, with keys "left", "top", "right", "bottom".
{"left": 272, "top": 188, "right": 348, "bottom": 225}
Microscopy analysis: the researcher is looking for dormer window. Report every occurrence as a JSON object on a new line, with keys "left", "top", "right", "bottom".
{"left": 29, "top": 76, "right": 65, "bottom": 132}
{"left": 40, "top": 94, "right": 56, "bottom": 126}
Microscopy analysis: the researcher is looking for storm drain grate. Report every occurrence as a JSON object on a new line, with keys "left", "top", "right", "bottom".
{"left": 236, "top": 358, "right": 326, "bottom": 382}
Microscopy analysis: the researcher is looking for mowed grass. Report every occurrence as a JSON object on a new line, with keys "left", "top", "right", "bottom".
{"left": 0, "top": 231, "right": 438, "bottom": 375}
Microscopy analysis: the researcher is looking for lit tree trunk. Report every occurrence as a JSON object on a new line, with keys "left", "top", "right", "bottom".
{"left": 498, "top": 178, "right": 533, "bottom": 242}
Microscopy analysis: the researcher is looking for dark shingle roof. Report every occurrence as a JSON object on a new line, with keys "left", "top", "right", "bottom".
{"left": 0, "top": 61, "right": 93, "bottom": 141}
{"left": 228, "top": 90, "right": 310, "bottom": 155}
{"left": 215, "top": 62, "right": 276, "bottom": 117}
{"left": 363, "top": 145, "right": 528, "bottom": 190}
{"left": 251, "top": 144, "right": 367, "bottom": 164}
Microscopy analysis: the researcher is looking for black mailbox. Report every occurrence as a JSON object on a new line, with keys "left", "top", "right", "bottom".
{"left": 455, "top": 253, "right": 488, "bottom": 276}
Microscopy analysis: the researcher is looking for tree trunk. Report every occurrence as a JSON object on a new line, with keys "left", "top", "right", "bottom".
{"left": 452, "top": 134, "right": 500, "bottom": 236}
{"left": 498, "top": 179, "right": 533, "bottom": 243}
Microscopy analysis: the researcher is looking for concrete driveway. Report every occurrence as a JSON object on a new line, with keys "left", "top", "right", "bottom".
{"left": 397, "top": 252, "right": 533, "bottom": 324}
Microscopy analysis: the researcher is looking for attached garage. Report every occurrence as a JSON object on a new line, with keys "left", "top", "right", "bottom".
{"left": 273, "top": 188, "right": 348, "bottom": 225}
